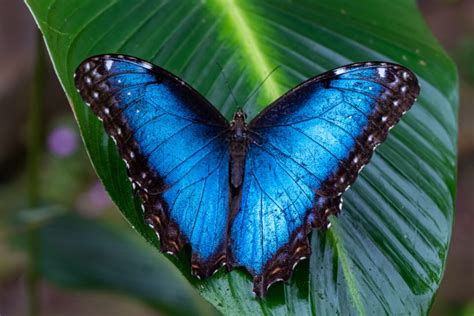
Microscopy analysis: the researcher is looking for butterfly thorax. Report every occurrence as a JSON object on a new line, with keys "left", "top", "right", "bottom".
{"left": 229, "top": 111, "right": 250, "bottom": 189}
{"left": 229, "top": 111, "right": 249, "bottom": 142}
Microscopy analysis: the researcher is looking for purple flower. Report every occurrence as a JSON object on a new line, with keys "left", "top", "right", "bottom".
{"left": 76, "top": 181, "right": 113, "bottom": 217}
{"left": 47, "top": 126, "right": 79, "bottom": 157}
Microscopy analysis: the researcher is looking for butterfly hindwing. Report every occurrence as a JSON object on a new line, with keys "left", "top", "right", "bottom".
{"left": 74, "top": 55, "right": 230, "bottom": 277}
{"left": 231, "top": 62, "right": 419, "bottom": 295}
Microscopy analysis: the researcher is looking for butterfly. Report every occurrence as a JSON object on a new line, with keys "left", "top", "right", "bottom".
{"left": 74, "top": 54, "right": 419, "bottom": 296}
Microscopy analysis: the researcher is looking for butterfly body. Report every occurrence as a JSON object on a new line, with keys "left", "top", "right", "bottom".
{"left": 229, "top": 111, "right": 251, "bottom": 189}
{"left": 74, "top": 55, "right": 419, "bottom": 296}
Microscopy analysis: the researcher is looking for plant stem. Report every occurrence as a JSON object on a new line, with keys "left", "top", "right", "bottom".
{"left": 26, "top": 30, "right": 46, "bottom": 316}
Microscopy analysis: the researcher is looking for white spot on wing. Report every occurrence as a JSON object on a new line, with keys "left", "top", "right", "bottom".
{"left": 141, "top": 62, "right": 152, "bottom": 70}
{"left": 91, "top": 68, "right": 99, "bottom": 78}
{"left": 105, "top": 60, "right": 114, "bottom": 71}
{"left": 122, "top": 159, "right": 130, "bottom": 168}
{"left": 334, "top": 67, "right": 346, "bottom": 75}
{"left": 378, "top": 68, "right": 387, "bottom": 78}
{"left": 292, "top": 262, "right": 299, "bottom": 270}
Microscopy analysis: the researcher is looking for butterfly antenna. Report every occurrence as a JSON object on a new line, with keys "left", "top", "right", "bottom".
{"left": 242, "top": 65, "right": 281, "bottom": 109}
{"left": 216, "top": 61, "right": 239, "bottom": 109}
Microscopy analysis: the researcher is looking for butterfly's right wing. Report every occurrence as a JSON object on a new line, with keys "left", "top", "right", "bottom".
{"left": 74, "top": 55, "right": 230, "bottom": 277}
{"left": 231, "top": 62, "right": 419, "bottom": 296}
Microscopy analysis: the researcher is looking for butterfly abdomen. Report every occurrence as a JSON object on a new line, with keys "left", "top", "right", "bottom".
{"left": 229, "top": 111, "right": 250, "bottom": 189}
{"left": 229, "top": 146, "right": 247, "bottom": 188}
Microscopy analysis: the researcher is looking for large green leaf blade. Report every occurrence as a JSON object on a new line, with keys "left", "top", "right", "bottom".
{"left": 26, "top": 0, "right": 457, "bottom": 314}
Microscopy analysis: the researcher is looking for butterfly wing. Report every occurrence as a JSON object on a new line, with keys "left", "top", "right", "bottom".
{"left": 74, "top": 55, "right": 230, "bottom": 277}
{"left": 230, "top": 62, "right": 420, "bottom": 295}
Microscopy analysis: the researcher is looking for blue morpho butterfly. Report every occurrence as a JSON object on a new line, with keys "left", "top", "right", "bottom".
{"left": 74, "top": 54, "right": 419, "bottom": 296}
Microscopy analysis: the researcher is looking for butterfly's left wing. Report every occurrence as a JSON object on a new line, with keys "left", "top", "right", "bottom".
{"left": 229, "top": 62, "right": 420, "bottom": 296}
{"left": 74, "top": 55, "right": 231, "bottom": 278}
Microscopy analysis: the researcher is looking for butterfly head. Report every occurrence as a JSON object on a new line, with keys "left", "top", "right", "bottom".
{"left": 230, "top": 110, "right": 249, "bottom": 143}
{"left": 233, "top": 109, "right": 247, "bottom": 121}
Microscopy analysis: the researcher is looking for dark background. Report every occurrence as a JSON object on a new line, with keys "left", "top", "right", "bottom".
{"left": 0, "top": 1, "right": 472, "bottom": 315}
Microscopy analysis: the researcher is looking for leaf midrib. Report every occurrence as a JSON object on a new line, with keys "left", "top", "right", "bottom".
{"left": 215, "top": 0, "right": 283, "bottom": 104}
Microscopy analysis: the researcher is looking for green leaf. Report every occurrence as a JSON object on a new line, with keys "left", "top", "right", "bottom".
{"left": 26, "top": 0, "right": 458, "bottom": 314}
{"left": 38, "top": 214, "right": 217, "bottom": 316}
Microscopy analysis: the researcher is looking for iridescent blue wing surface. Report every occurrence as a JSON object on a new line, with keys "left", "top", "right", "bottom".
{"left": 74, "top": 55, "right": 230, "bottom": 277}
{"left": 230, "top": 62, "right": 420, "bottom": 295}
